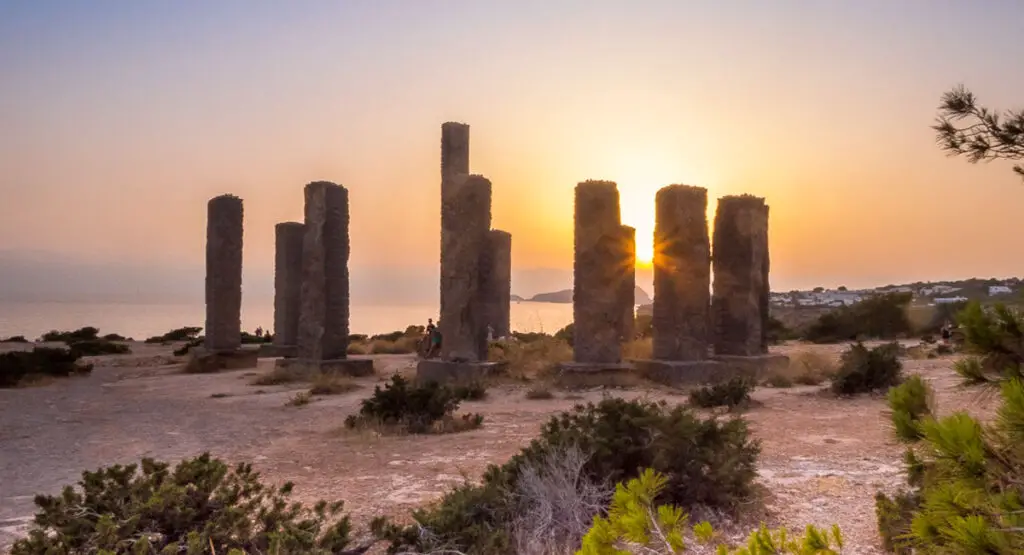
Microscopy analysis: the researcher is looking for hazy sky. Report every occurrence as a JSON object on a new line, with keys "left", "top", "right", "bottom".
{"left": 2, "top": 0, "right": 1024, "bottom": 303}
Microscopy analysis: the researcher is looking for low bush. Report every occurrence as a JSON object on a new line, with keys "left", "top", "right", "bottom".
{"left": 953, "top": 301, "right": 1024, "bottom": 384}
{"left": 802, "top": 292, "right": 913, "bottom": 344}
{"left": 378, "top": 397, "right": 760, "bottom": 553}
{"left": 525, "top": 386, "right": 555, "bottom": 400}
{"left": 688, "top": 377, "right": 755, "bottom": 409}
{"left": 2, "top": 335, "right": 30, "bottom": 343}
{"left": 452, "top": 381, "right": 488, "bottom": 401}
{"left": 0, "top": 347, "right": 92, "bottom": 388}
{"left": 554, "top": 322, "right": 575, "bottom": 347}
{"left": 144, "top": 326, "right": 202, "bottom": 344}
{"left": 489, "top": 335, "right": 572, "bottom": 379}
{"left": 41, "top": 326, "right": 101, "bottom": 343}
{"left": 874, "top": 376, "right": 1024, "bottom": 553}
{"left": 67, "top": 339, "right": 131, "bottom": 357}
{"left": 101, "top": 333, "right": 128, "bottom": 341}
{"left": 172, "top": 337, "right": 203, "bottom": 357}
{"left": 286, "top": 391, "right": 312, "bottom": 407}
{"left": 9, "top": 453, "right": 361, "bottom": 555}
{"left": 830, "top": 342, "right": 903, "bottom": 396}
{"left": 344, "top": 375, "right": 483, "bottom": 434}
{"left": 579, "top": 468, "right": 844, "bottom": 554}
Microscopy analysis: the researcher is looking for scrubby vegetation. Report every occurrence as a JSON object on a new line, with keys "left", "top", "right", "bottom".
{"left": 346, "top": 325, "right": 423, "bottom": 355}
{"left": 578, "top": 468, "right": 845, "bottom": 554}
{"left": 144, "top": 326, "right": 202, "bottom": 344}
{"left": 376, "top": 397, "right": 760, "bottom": 553}
{"left": 344, "top": 375, "right": 483, "bottom": 434}
{"left": 688, "top": 377, "right": 755, "bottom": 409}
{"left": 875, "top": 376, "right": 1024, "bottom": 553}
{"left": 0, "top": 347, "right": 93, "bottom": 388}
{"left": 952, "top": 301, "right": 1024, "bottom": 384}
{"left": 489, "top": 335, "right": 572, "bottom": 379}
{"left": 36, "top": 326, "right": 132, "bottom": 356}
{"left": 802, "top": 293, "right": 913, "bottom": 344}
{"left": 8, "top": 453, "right": 362, "bottom": 555}
{"left": 1, "top": 335, "right": 30, "bottom": 343}
{"left": 830, "top": 342, "right": 904, "bottom": 396}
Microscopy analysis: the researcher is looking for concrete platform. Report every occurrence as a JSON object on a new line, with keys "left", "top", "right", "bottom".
{"left": 631, "top": 359, "right": 724, "bottom": 387}
{"left": 555, "top": 361, "right": 639, "bottom": 389}
{"left": 184, "top": 347, "right": 259, "bottom": 374}
{"left": 256, "top": 344, "right": 298, "bottom": 358}
{"left": 273, "top": 356, "right": 375, "bottom": 377}
{"left": 415, "top": 360, "right": 508, "bottom": 384}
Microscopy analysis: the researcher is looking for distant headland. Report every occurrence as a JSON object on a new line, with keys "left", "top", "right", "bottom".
{"left": 514, "top": 287, "right": 651, "bottom": 305}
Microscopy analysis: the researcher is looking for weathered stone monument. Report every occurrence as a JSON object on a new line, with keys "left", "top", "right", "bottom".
{"left": 632, "top": 185, "right": 720, "bottom": 385}
{"left": 187, "top": 194, "right": 257, "bottom": 373}
{"left": 270, "top": 221, "right": 304, "bottom": 357}
{"left": 559, "top": 180, "right": 634, "bottom": 382}
{"left": 710, "top": 194, "right": 786, "bottom": 376}
{"left": 618, "top": 225, "right": 636, "bottom": 341}
{"left": 483, "top": 229, "right": 512, "bottom": 339}
{"left": 418, "top": 122, "right": 510, "bottom": 383}
{"left": 275, "top": 182, "right": 372, "bottom": 376}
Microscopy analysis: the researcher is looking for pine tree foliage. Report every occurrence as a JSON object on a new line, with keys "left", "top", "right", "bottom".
{"left": 577, "top": 469, "right": 844, "bottom": 555}
{"left": 876, "top": 378, "right": 1024, "bottom": 554}
{"left": 954, "top": 301, "right": 1024, "bottom": 384}
{"left": 933, "top": 85, "right": 1024, "bottom": 179}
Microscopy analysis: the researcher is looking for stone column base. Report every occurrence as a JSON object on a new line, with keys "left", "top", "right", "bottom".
{"left": 415, "top": 360, "right": 508, "bottom": 385}
{"left": 631, "top": 359, "right": 724, "bottom": 387}
{"left": 185, "top": 347, "right": 259, "bottom": 374}
{"left": 273, "top": 357, "right": 375, "bottom": 378}
{"left": 257, "top": 344, "right": 298, "bottom": 358}
{"left": 555, "top": 361, "right": 638, "bottom": 389}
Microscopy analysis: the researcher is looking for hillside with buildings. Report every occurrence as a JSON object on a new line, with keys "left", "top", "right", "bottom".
{"left": 769, "top": 277, "right": 1021, "bottom": 309}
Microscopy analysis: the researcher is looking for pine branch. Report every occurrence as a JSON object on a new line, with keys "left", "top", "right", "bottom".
{"left": 933, "top": 84, "right": 1024, "bottom": 179}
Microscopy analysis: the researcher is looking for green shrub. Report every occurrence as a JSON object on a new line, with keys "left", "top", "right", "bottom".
{"left": 830, "top": 342, "right": 903, "bottom": 396}
{"left": 102, "top": 333, "right": 128, "bottom": 341}
{"left": 688, "top": 377, "right": 755, "bottom": 408}
{"left": 172, "top": 337, "right": 203, "bottom": 357}
{"left": 41, "top": 326, "right": 100, "bottom": 343}
{"left": 144, "top": 326, "right": 202, "bottom": 344}
{"left": 887, "top": 376, "right": 933, "bottom": 442}
{"left": 578, "top": 468, "right": 844, "bottom": 555}
{"left": 452, "top": 381, "right": 488, "bottom": 401}
{"left": 954, "top": 301, "right": 1024, "bottom": 383}
{"left": 0, "top": 347, "right": 92, "bottom": 388}
{"left": 67, "top": 339, "right": 132, "bottom": 357}
{"left": 9, "top": 453, "right": 360, "bottom": 555}
{"left": 344, "top": 375, "right": 482, "bottom": 434}
{"left": 803, "top": 292, "right": 913, "bottom": 343}
{"left": 525, "top": 386, "right": 555, "bottom": 399}
{"left": 2, "top": 335, "right": 30, "bottom": 343}
{"left": 380, "top": 398, "right": 761, "bottom": 554}
{"left": 874, "top": 377, "right": 1024, "bottom": 553}
{"left": 555, "top": 322, "right": 575, "bottom": 347}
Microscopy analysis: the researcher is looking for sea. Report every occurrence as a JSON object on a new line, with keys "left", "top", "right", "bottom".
{"left": 0, "top": 301, "right": 575, "bottom": 340}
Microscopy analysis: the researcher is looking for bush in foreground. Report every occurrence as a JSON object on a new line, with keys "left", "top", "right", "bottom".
{"left": 875, "top": 377, "right": 1024, "bottom": 553}
{"left": 830, "top": 342, "right": 903, "bottom": 396}
{"left": 344, "top": 374, "right": 483, "bottom": 434}
{"left": 953, "top": 301, "right": 1024, "bottom": 384}
{"left": 9, "top": 453, "right": 360, "bottom": 555}
{"left": 0, "top": 347, "right": 92, "bottom": 388}
{"left": 578, "top": 468, "right": 845, "bottom": 555}
{"left": 377, "top": 398, "right": 760, "bottom": 553}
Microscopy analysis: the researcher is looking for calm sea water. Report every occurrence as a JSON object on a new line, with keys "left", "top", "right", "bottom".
{"left": 0, "top": 301, "right": 575, "bottom": 340}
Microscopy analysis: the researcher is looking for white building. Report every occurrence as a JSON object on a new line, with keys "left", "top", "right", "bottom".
{"left": 989, "top": 285, "right": 1013, "bottom": 296}
{"left": 919, "top": 285, "right": 960, "bottom": 296}
{"left": 935, "top": 296, "right": 969, "bottom": 304}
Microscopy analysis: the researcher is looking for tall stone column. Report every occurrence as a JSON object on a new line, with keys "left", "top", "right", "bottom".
{"left": 759, "top": 204, "right": 771, "bottom": 353}
{"left": 273, "top": 222, "right": 304, "bottom": 350}
{"left": 652, "top": 185, "right": 711, "bottom": 360}
{"left": 712, "top": 195, "right": 769, "bottom": 356}
{"left": 573, "top": 180, "right": 625, "bottom": 364}
{"left": 440, "top": 174, "right": 492, "bottom": 361}
{"left": 298, "top": 181, "right": 351, "bottom": 362}
{"left": 440, "top": 122, "right": 470, "bottom": 319}
{"left": 204, "top": 194, "right": 243, "bottom": 352}
{"left": 618, "top": 225, "right": 636, "bottom": 341}
{"left": 482, "top": 229, "right": 512, "bottom": 339}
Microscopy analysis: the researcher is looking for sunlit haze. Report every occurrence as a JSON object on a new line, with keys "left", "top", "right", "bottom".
{"left": 2, "top": 0, "right": 1024, "bottom": 305}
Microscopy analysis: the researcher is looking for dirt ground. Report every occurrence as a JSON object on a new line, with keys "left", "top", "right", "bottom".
{"left": 0, "top": 340, "right": 988, "bottom": 553}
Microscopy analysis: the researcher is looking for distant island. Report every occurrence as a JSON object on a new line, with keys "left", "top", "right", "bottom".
{"left": 518, "top": 287, "right": 652, "bottom": 304}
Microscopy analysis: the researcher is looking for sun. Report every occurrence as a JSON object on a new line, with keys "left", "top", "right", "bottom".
{"left": 634, "top": 234, "right": 654, "bottom": 267}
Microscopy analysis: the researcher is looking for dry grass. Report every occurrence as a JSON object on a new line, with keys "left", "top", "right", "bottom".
{"left": 622, "top": 337, "right": 653, "bottom": 360}
{"left": 347, "top": 336, "right": 419, "bottom": 356}
{"left": 525, "top": 386, "right": 556, "bottom": 400}
{"left": 285, "top": 390, "right": 312, "bottom": 407}
{"left": 250, "top": 366, "right": 303, "bottom": 386}
{"left": 761, "top": 350, "right": 838, "bottom": 387}
{"left": 308, "top": 373, "right": 362, "bottom": 396}
{"left": 490, "top": 337, "right": 572, "bottom": 379}
{"left": 343, "top": 413, "right": 484, "bottom": 436}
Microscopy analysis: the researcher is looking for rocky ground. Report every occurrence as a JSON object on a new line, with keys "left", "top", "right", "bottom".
{"left": 0, "top": 340, "right": 984, "bottom": 553}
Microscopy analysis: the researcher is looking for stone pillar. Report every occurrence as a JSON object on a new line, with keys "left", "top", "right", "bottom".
{"left": 204, "top": 194, "right": 243, "bottom": 352}
{"left": 482, "top": 229, "right": 512, "bottom": 339}
{"left": 712, "top": 195, "right": 769, "bottom": 356}
{"left": 653, "top": 185, "right": 711, "bottom": 360}
{"left": 298, "top": 182, "right": 351, "bottom": 362}
{"left": 618, "top": 225, "right": 636, "bottom": 341}
{"left": 440, "top": 122, "right": 470, "bottom": 319}
{"left": 573, "top": 180, "right": 624, "bottom": 364}
{"left": 440, "top": 174, "right": 492, "bottom": 361}
{"left": 273, "top": 222, "right": 304, "bottom": 349}
{"left": 760, "top": 204, "right": 771, "bottom": 353}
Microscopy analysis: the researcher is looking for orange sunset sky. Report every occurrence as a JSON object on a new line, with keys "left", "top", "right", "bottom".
{"left": 2, "top": 1, "right": 1024, "bottom": 304}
